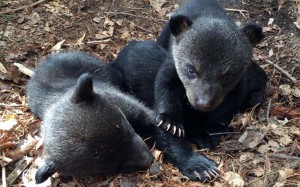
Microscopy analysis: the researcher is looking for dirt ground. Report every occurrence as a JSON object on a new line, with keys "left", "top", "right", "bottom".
{"left": 0, "top": 0, "right": 300, "bottom": 186}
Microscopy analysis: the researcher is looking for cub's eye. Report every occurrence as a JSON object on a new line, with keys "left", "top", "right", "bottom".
{"left": 187, "top": 66, "right": 196, "bottom": 76}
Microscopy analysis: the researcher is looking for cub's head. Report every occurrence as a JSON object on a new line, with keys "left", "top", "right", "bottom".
{"left": 36, "top": 74, "right": 153, "bottom": 184}
{"left": 170, "top": 15, "right": 264, "bottom": 111}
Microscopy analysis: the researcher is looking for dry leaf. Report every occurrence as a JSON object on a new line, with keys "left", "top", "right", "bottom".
{"left": 249, "top": 167, "right": 265, "bottom": 177}
{"left": 257, "top": 144, "right": 270, "bottom": 154}
{"left": 279, "top": 135, "right": 292, "bottom": 146}
{"left": 51, "top": 39, "right": 65, "bottom": 51}
{"left": 0, "top": 62, "right": 8, "bottom": 73}
{"left": 279, "top": 84, "right": 300, "bottom": 97}
{"left": 271, "top": 106, "right": 300, "bottom": 119}
{"left": 153, "top": 150, "right": 162, "bottom": 160}
{"left": 223, "top": 171, "right": 245, "bottom": 187}
{"left": 0, "top": 119, "right": 18, "bottom": 131}
{"left": 13, "top": 63, "right": 34, "bottom": 77}
{"left": 149, "top": 0, "right": 167, "bottom": 16}
{"left": 268, "top": 18, "right": 275, "bottom": 25}
{"left": 7, "top": 156, "right": 34, "bottom": 185}
{"left": 239, "top": 152, "right": 255, "bottom": 162}
{"left": 76, "top": 33, "right": 86, "bottom": 45}
{"left": 238, "top": 131, "right": 265, "bottom": 149}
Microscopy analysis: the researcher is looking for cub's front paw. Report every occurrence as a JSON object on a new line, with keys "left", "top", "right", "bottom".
{"left": 156, "top": 114, "right": 185, "bottom": 137}
{"left": 177, "top": 152, "right": 220, "bottom": 182}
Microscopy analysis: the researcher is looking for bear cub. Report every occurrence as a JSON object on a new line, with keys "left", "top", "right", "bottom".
{"left": 27, "top": 52, "right": 153, "bottom": 184}
{"left": 155, "top": 0, "right": 267, "bottom": 147}
{"left": 27, "top": 51, "right": 221, "bottom": 183}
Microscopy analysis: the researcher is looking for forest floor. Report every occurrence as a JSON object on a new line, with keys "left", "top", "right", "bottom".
{"left": 0, "top": 0, "right": 300, "bottom": 186}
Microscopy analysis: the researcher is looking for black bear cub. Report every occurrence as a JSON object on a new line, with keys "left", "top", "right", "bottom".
{"left": 113, "top": 0, "right": 267, "bottom": 149}
{"left": 27, "top": 52, "right": 153, "bottom": 184}
{"left": 27, "top": 51, "right": 220, "bottom": 183}
{"left": 155, "top": 0, "right": 267, "bottom": 146}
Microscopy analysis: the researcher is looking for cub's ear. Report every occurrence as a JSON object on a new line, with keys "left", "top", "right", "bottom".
{"left": 71, "top": 73, "right": 95, "bottom": 103}
{"left": 169, "top": 15, "right": 192, "bottom": 37}
{"left": 240, "top": 23, "right": 265, "bottom": 46}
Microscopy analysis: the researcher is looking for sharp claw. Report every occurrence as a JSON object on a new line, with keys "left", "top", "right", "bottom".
{"left": 178, "top": 128, "right": 181, "bottom": 137}
{"left": 172, "top": 126, "right": 176, "bottom": 135}
{"left": 214, "top": 166, "right": 219, "bottom": 171}
{"left": 212, "top": 169, "right": 220, "bottom": 177}
{"left": 166, "top": 124, "right": 171, "bottom": 131}
{"left": 157, "top": 120, "right": 163, "bottom": 127}
{"left": 204, "top": 171, "right": 211, "bottom": 180}
{"left": 208, "top": 170, "right": 216, "bottom": 178}
{"left": 193, "top": 171, "right": 201, "bottom": 180}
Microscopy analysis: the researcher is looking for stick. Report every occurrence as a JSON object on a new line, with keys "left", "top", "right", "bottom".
{"left": 225, "top": 8, "right": 249, "bottom": 12}
{"left": 266, "top": 98, "right": 272, "bottom": 123}
{"left": 0, "top": 0, "right": 49, "bottom": 15}
{"left": 268, "top": 153, "right": 300, "bottom": 161}
{"left": 2, "top": 151, "right": 7, "bottom": 187}
{"left": 265, "top": 59, "right": 298, "bottom": 83}
{"left": 104, "top": 11, "right": 166, "bottom": 22}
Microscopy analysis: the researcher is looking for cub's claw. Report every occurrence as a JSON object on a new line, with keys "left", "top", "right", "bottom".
{"left": 204, "top": 171, "right": 211, "bottom": 180}
{"left": 193, "top": 171, "right": 201, "bottom": 180}
{"left": 166, "top": 124, "right": 171, "bottom": 131}
{"left": 155, "top": 114, "right": 185, "bottom": 137}
{"left": 157, "top": 120, "right": 164, "bottom": 127}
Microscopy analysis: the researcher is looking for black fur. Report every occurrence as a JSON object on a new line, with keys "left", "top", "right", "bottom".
{"left": 27, "top": 51, "right": 220, "bottom": 183}
{"left": 27, "top": 52, "right": 153, "bottom": 184}
{"left": 112, "top": 38, "right": 266, "bottom": 148}
{"left": 153, "top": 0, "right": 267, "bottom": 141}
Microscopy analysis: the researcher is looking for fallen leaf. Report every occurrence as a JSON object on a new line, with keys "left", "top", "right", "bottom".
{"left": 239, "top": 152, "right": 255, "bottom": 162}
{"left": 0, "top": 62, "right": 8, "bottom": 73}
{"left": 249, "top": 179, "right": 264, "bottom": 187}
{"left": 270, "top": 106, "right": 300, "bottom": 119}
{"left": 223, "top": 171, "right": 245, "bottom": 187}
{"left": 76, "top": 33, "right": 86, "bottom": 45}
{"left": 249, "top": 167, "right": 265, "bottom": 177}
{"left": 238, "top": 131, "right": 265, "bottom": 149}
{"left": 279, "top": 135, "right": 292, "bottom": 146}
{"left": 150, "top": 0, "right": 167, "bottom": 16}
{"left": 268, "top": 18, "right": 275, "bottom": 25}
{"left": 279, "top": 84, "right": 300, "bottom": 98}
{"left": 51, "top": 39, "right": 65, "bottom": 51}
{"left": 13, "top": 63, "right": 34, "bottom": 77}
{"left": 7, "top": 157, "right": 34, "bottom": 185}
{"left": 0, "top": 119, "right": 18, "bottom": 131}
{"left": 257, "top": 144, "right": 270, "bottom": 154}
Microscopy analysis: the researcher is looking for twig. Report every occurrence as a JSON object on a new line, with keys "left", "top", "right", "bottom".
{"left": 268, "top": 153, "right": 300, "bottom": 161}
{"left": 134, "top": 25, "right": 152, "bottom": 33}
{"left": 265, "top": 59, "right": 298, "bottom": 83}
{"left": 266, "top": 98, "right": 272, "bottom": 123}
{"left": 209, "top": 132, "right": 240, "bottom": 136}
{"left": 104, "top": 11, "right": 166, "bottom": 22}
{"left": 225, "top": 8, "right": 249, "bottom": 12}
{"left": 0, "top": 0, "right": 49, "bottom": 15}
{"left": 2, "top": 151, "right": 7, "bottom": 187}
